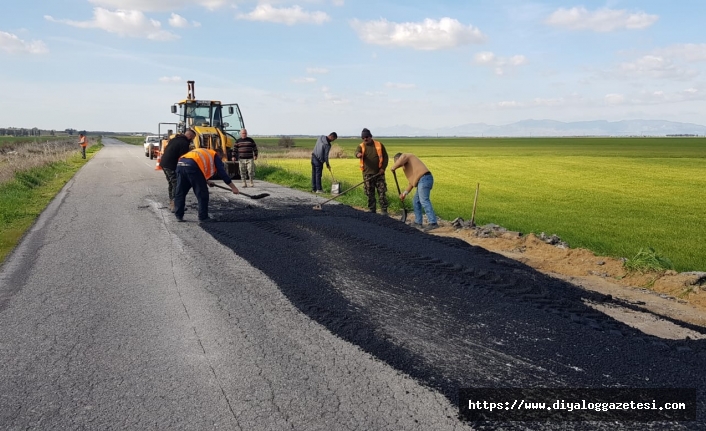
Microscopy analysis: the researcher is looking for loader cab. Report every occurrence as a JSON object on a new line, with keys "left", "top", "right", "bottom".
{"left": 220, "top": 104, "right": 245, "bottom": 135}
{"left": 171, "top": 101, "right": 244, "bottom": 134}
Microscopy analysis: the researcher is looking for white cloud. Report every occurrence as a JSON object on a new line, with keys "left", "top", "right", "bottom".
{"left": 654, "top": 44, "right": 706, "bottom": 63}
{"left": 474, "top": 51, "right": 527, "bottom": 75}
{"left": 169, "top": 13, "right": 189, "bottom": 28}
{"left": 351, "top": 17, "right": 485, "bottom": 50}
{"left": 474, "top": 51, "right": 495, "bottom": 64}
{"left": 385, "top": 82, "right": 416, "bottom": 89}
{"left": 159, "top": 76, "right": 182, "bottom": 83}
{"left": 306, "top": 67, "right": 329, "bottom": 74}
{"left": 618, "top": 55, "right": 697, "bottom": 80}
{"left": 331, "top": 0, "right": 344, "bottom": 6}
{"left": 509, "top": 55, "right": 527, "bottom": 66}
{"left": 237, "top": 5, "right": 330, "bottom": 25}
{"left": 292, "top": 77, "right": 316, "bottom": 83}
{"left": 89, "top": 0, "right": 228, "bottom": 12}
{"left": 45, "top": 8, "right": 179, "bottom": 41}
{"left": 604, "top": 94, "right": 625, "bottom": 105}
{"left": 498, "top": 101, "right": 522, "bottom": 108}
{"left": 0, "top": 31, "right": 48, "bottom": 54}
{"left": 321, "top": 86, "right": 349, "bottom": 104}
{"left": 546, "top": 7, "right": 658, "bottom": 32}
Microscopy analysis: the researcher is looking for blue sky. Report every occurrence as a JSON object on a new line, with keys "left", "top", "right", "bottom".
{"left": 2, "top": 0, "right": 705, "bottom": 135}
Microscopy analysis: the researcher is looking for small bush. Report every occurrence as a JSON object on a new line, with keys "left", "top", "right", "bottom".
{"left": 623, "top": 247, "right": 673, "bottom": 273}
{"left": 329, "top": 143, "right": 347, "bottom": 159}
{"left": 278, "top": 136, "right": 295, "bottom": 148}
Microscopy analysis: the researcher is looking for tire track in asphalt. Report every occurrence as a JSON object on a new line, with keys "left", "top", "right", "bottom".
{"left": 204, "top": 202, "right": 706, "bottom": 429}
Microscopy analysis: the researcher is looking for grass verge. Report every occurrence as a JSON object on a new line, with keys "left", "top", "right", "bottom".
{"left": 0, "top": 141, "right": 103, "bottom": 263}
{"left": 262, "top": 137, "right": 706, "bottom": 272}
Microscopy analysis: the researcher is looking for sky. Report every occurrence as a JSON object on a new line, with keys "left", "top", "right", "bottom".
{"left": 2, "top": 0, "right": 706, "bottom": 135}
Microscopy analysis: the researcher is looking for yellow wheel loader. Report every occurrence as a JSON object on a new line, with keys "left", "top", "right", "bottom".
{"left": 158, "top": 80, "right": 244, "bottom": 179}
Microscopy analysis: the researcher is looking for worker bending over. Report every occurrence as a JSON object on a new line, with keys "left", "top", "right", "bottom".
{"left": 174, "top": 148, "right": 239, "bottom": 223}
{"left": 390, "top": 152, "right": 438, "bottom": 231}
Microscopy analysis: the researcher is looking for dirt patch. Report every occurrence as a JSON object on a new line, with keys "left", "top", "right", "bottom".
{"left": 397, "top": 214, "right": 706, "bottom": 337}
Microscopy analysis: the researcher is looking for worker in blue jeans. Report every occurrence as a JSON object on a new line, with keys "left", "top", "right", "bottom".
{"left": 174, "top": 148, "right": 239, "bottom": 222}
{"left": 390, "top": 152, "right": 438, "bottom": 231}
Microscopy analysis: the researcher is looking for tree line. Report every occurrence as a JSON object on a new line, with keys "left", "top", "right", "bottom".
{"left": 0, "top": 128, "right": 78, "bottom": 137}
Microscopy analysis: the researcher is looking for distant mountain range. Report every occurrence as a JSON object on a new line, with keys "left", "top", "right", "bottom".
{"left": 371, "top": 119, "right": 706, "bottom": 137}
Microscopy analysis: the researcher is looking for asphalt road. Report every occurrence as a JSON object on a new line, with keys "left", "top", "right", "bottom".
{"left": 1, "top": 138, "right": 705, "bottom": 430}
{"left": 0, "top": 138, "right": 465, "bottom": 431}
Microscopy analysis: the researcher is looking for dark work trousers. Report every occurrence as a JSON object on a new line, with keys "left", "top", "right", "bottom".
{"left": 81, "top": 146, "right": 86, "bottom": 159}
{"left": 163, "top": 167, "right": 177, "bottom": 200}
{"left": 363, "top": 173, "right": 388, "bottom": 212}
{"left": 311, "top": 155, "right": 324, "bottom": 192}
{"left": 174, "top": 162, "right": 209, "bottom": 220}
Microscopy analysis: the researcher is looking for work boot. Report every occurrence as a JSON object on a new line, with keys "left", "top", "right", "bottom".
{"left": 250, "top": 181, "right": 254, "bottom": 187}
{"left": 380, "top": 209, "right": 388, "bottom": 216}
{"left": 242, "top": 181, "right": 248, "bottom": 188}
{"left": 169, "top": 200, "right": 175, "bottom": 213}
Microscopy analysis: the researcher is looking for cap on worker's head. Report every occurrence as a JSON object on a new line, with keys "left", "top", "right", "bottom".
{"left": 361, "top": 128, "right": 372, "bottom": 139}
{"left": 329, "top": 132, "right": 338, "bottom": 139}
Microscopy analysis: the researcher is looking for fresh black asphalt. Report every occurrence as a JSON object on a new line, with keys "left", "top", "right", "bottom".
{"left": 204, "top": 199, "right": 706, "bottom": 430}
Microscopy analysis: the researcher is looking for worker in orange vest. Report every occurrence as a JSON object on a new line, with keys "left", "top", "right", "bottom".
{"left": 174, "top": 148, "right": 239, "bottom": 223}
{"left": 78, "top": 133, "right": 88, "bottom": 159}
{"left": 355, "top": 128, "right": 389, "bottom": 214}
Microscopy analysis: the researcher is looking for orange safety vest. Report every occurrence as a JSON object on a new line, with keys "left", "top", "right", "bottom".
{"left": 79, "top": 136, "right": 87, "bottom": 147}
{"left": 359, "top": 141, "right": 383, "bottom": 171}
{"left": 181, "top": 148, "right": 217, "bottom": 179}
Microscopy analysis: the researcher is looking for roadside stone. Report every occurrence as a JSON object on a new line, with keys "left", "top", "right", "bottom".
{"left": 596, "top": 261, "right": 605, "bottom": 266}
{"left": 538, "top": 232, "right": 569, "bottom": 248}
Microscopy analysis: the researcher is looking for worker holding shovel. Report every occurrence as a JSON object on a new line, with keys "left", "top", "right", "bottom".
{"left": 174, "top": 147, "right": 239, "bottom": 223}
{"left": 311, "top": 132, "right": 337, "bottom": 193}
{"left": 390, "top": 152, "right": 438, "bottom": 231}
{"left": 356, "top": 128, "right": 389, "bottom": 214}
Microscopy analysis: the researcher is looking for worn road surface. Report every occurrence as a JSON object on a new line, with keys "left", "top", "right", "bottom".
{"left": 1, "top": 138, "right": 704, "bottom": 430}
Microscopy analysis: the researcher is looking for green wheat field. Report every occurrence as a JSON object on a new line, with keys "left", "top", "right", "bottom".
{"left": 260, "top": 137, "right": 706, "bottom": 272}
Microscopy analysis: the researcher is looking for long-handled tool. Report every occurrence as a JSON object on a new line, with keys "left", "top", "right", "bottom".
{"left": 392, "top": 170, "right": 408, "bottom": 223}
{"left": 211, "top": 183, "right": 269, "bottom": 199}
{"left": 313, "top": 173, "right": 381, "bottom": 210}
{"left": 327, "top": 166, "right": 340, "bottom": 195}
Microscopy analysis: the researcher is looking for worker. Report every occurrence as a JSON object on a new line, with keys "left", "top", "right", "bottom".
{"left": 355, "top": 128, "right": 389, "bottom": 214}
{"left": 311, "top": 132, "right": 338, "bottom": 193}
{"left": 78, "top": 133, "right": 87, "bottom": 159}
{"left": 390, "top": 152, "right": 438, "bottom": 231}
{"left": 160, "top": 129, "right": 196, "bottom": 213}
{"left": 174, "top": 147, "right": 239, "bottom": 223}
{"left": 234, "top": 128, "right": 258, "bottom": 188}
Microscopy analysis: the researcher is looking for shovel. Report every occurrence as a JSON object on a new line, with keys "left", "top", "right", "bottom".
{"left": 313, "top": 173, "right": 381, "bottom": 210}
{"left": 211, "top": 183, "right": 269, "bottom": 199}
{"left": 328, "top": 166, "right": 341, "bottom": 195}
{"left": 392, "top": 170, "right": 408, "bottom": 223}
